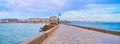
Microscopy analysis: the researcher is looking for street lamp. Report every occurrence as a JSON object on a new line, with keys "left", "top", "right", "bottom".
{"left": 58, "top": 13, "right": 61, "bottom": 24}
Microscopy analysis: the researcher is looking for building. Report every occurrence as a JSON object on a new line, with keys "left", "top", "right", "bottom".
{"left": 49, "top": 16, "right": 58, "bottom": 24}
{"left": 27, "top": 18, "right": 41, "bottom": 23}
{"left": 0, "top": 19, "right": 20, "bottom": 23}
{"left": 41, "top": 18, "right": 49, "bottom": 23}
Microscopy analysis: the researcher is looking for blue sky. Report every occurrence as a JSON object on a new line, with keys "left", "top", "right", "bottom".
{"left": 0, "top": 0, "right": 120, "bottom": 22}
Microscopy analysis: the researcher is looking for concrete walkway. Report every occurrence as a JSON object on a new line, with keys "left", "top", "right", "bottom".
{"left": 41, "top": 24, "right": 120, "bottom": 44}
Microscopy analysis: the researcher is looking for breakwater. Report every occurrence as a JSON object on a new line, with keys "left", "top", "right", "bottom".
{"left": 41, "top": 24, "right": 120, "bottom": 44}
{"left": 21, "top": 25, "right": 59, "bottom": 44}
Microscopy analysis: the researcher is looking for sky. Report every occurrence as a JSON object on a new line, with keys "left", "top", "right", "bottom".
{"left": 0, "top": 0, "right": 120, "bottom": 22}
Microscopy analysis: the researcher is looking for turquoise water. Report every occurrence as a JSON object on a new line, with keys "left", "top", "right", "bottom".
{"left": 0, "top": 24, "right": 45, "bottom": 44}
{"left": 69, "top": 22, "right": 120, "bottom": 31}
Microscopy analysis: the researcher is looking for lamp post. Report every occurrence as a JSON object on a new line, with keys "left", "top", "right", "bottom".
{"left": 58, "top": 13, "right": 61, "bottom": 24}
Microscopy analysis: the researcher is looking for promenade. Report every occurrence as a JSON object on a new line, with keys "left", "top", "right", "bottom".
{"left": 41, "top": 24, "right": 120, "bottom": 44}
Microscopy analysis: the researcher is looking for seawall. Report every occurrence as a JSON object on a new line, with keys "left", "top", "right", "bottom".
{"left": 21, "top": 25, "right": 59, "bottom": 44}
{"left": 67, "top": 24, "right": 120, "bottom": 36}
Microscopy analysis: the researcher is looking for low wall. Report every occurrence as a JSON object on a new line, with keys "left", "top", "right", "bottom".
{"left": 21, "top": 25, "right": 59, "bottom": 44}
{"left": 67, "top": 24, "right": 120, "bottom": 36}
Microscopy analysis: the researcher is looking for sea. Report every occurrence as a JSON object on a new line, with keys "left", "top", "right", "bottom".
{"left": 0, "top": 22, "right": 120, "bottom": 44}
{"left": 0, "top": 23, "right": 45, "bottom": 44}
{"left": 69, "top": 22, "right": 120, "bottom": 32}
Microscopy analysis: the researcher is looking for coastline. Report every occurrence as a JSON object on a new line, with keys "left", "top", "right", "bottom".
{"left": 0, "top": 23, "right": 47, "bottom": 24}
{"left": 67, "top": 24, "right": 120, "bottom": 36}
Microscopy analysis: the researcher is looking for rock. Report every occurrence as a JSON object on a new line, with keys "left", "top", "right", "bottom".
{"left": 41, "top": 24, "right": 56, "bottom": 31}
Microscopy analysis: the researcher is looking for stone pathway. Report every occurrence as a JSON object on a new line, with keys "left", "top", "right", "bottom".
{"left": 41, "top": 24, "right": 120, "bottom": 44}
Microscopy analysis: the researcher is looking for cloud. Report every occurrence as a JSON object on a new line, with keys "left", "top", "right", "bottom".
{"left": 0, "top": 0, "right": 68, "bottom": 12}
{"left": 80, "top": 4, "right": 120, "bottom": 13}
{"left": 0, "top": 0, "right": 120, "bottom": 22}
{"left": 0, "top": 0, "right": 68, "bottom": 18}
{"left": 0, "top": 12, "right": 36, "bottom": 19}
{"left": 61, "top": 4, "right": 120, "bottom": 22}
{"left": 61, "top": 10, "right": 120, "bottom": 22}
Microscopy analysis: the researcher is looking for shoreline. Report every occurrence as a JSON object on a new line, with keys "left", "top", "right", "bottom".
{"left": 67, "top": 24, "right": 120, "bottom": 36}
{"left": 0, "top": 23, "right": 47, "bottom": 24}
